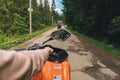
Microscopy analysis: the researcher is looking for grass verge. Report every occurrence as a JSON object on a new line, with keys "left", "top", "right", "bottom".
{"left": 67, "top": 27, "right": 120, "bottom": 57}
{"left": 0, "top": 25, "right": 55, "bottom": 50}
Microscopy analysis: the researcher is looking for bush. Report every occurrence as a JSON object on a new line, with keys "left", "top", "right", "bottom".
{"left": 0, "top": 25, "right": 55, "bottom": 49}
{"left": 12, "top": 13, "right": 28, "bottom": 35}
{"left": 107, "top": 16, "right": 120, "bottom": 47}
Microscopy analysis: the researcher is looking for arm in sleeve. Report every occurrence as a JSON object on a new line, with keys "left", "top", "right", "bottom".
{"left": 0, "top": 49, "right": 50, "bottom": 80}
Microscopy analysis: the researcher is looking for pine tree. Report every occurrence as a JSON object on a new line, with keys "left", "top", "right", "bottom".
{"left": 43, "top": 0, "right": 51, "bottom": 25}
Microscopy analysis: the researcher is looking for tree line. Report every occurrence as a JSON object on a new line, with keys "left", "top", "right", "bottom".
{"left": 62, "top": 0, "right": 120, "bottom": 48}
{"left": 0, "top": 0, "right": 60, "bottom": 36}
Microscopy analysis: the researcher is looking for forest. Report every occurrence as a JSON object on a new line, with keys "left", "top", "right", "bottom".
{"left": 0, "top": 0, "right": 65, "bottom": 49}
{"left": 62, "top": 0, "right": 120, "bottom": 49}
{"left": 0, "top": 0, "right": 62, "bottom": 36}
{"left": 0, "top": 0, "right": 120, "bottom": 50}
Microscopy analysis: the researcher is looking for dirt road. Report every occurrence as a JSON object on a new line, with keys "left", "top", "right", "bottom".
{"left": 11, "top": 28, "right": 120, "bottom": 80}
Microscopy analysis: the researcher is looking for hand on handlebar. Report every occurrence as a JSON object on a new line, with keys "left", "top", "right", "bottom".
{"left": 22, "top": 44, "right": 68, "bottom": 62}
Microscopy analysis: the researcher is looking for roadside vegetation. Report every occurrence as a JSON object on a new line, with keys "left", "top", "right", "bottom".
{"left": 68, "top": 27, "right": 120, "bottom": 57}
{"left": 63, "top": 0, "right": 120, "bottom": 57}
{"left": 1, "top": 0, "right": 120, "bottom": 57}
{"left": 0, "top": 0, "right": 62, "bottom": 49}
{"left": 0, "top": 25, "right": 55, "bottom": 50}
{"left": 63, "top": 0, "right": 120, "bottom": 49}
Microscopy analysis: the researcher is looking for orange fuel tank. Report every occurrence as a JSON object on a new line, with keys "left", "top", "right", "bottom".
{"left": 31, "top": 59, "right": 70, "bottom": 80}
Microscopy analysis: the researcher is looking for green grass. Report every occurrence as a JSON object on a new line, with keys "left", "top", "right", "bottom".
{"left": 0, "top": 25, "right": 55, "bottom": 50}
{"left": 67, "top": 27, "right": 120, "bottom": 57}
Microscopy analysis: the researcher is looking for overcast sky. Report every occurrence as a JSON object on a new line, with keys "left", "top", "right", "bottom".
{"left": 37, "top": 0, "right": 63, "bottom": 14}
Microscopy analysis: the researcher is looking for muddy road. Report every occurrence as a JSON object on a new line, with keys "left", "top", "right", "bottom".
{"left": 11, "top": 28, "right": 120, "bottom": 80}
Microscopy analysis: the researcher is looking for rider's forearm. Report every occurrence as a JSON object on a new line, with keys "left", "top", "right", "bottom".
{"left": 0, "top": 49, "right": 49, "bottom": 80}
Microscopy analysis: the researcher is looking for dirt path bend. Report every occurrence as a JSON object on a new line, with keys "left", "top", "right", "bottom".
{"left": 11, "top": 28, "right": 120, "bottom": 80}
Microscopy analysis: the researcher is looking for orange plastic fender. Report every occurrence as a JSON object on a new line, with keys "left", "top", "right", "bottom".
{"left": 31, "top": 59, "right": 70, "bottom": 80}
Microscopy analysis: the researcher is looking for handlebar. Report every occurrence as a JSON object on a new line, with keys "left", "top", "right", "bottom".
{"left": 15, "top": 44, "right": 68, "bottom": 62}
{"left": 15, "top": 29, "right": 70, "bottom": 62}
